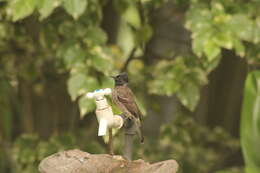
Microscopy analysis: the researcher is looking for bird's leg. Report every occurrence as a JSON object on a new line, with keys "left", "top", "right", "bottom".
{"left": 121, "top": 114, "right": 134, "bottom": 128}
{"left": 108, "top": 128, "right": 114, "bottom": 155}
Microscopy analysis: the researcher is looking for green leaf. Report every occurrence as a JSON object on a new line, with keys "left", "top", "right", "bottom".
{"left": 79, "top": 96, "right": 95, "bottom": 118}
{"left": 123, "top": 4, "right": 141, "bottom": 29}
{"left": 204, "top": 39, "right": 221, "bottom": 61}
{"left": 63, "top": 45, "right": 85, "bottom": 68}
{"left": 37, "top": 0, "right": 60, "bottom": 20}
{"left": 203, "top": 56, "right": 221, "bottom": 73}
{"left": 68, "top": 74, "right": 99, "bottom": 101}
{"left": 68, "top": 73, "right": 87, "bottom": 101}
{"left": 230, "top": 14, "right": 253, "bottom": 42}
{"left": 62, "top": 0, "right": 87, "bottom": 19}
{"left": 241, "top": 71, "right": 260, "bottom": 173}
{"left": 101, "top": 76, "right": 114, "bottom": 89}
{"left": 211, "top": 2, "right": 225, "bottom": 15}
{"left": 116, "top": 20, "right": 135, "bottom": 59}
{"left": 90, "top": 47, "right": 113, "bottom": 74}
{"left": 91, "top": 55, "right": 112, "bottom": 73}
{"left": 214, "top": 32, "right": 233, "bottom": 50}
{"left": 253, "top": 18, "right": 260, "bottom": 43}
{"left": 192, "top": 36, "right": 204, "bottom": 57}
{"left": 86, "top": 27, "right": 107, "bottom": 45}
{"left": 135, "top": 24, "right": 153, "bottom": 45}
{"left": 85, "top": 76, "right": 99, "bottom": 92}
{"left": 233, "top": 39, "right": 245, "bottom": 57}
{"left": 177, "top": 82, "right": 200, "bottom": 112}
{"left": 11, "top": 0, "right": 36, "bottom": 21}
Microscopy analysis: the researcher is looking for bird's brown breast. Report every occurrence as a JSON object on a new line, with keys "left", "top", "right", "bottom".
{"left": 112, "top": 85, "right": 142, "bottom": 119}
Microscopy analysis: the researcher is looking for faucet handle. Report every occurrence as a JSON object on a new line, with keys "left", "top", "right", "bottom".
{"left": 86, "top": 88, "right": 112, "bottom": 99}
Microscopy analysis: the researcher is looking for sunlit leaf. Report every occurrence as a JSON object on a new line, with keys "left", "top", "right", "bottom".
{"left": 91, "top": 55, "right": 112, "bottom": 73}
{"left": 204, "top": 39, "right": 221, "bottom": 61}
{"left": 116, "top": 21, "right": 135, "bottom": 59}
{"left": 67, "top": 73, "right": 87, "bottom": 101}
{"left": 253, "top": 18, "right": 260, "bottom": 43}
{"left": 123, "top": 4, "right": 141, "bottom": 29}
{"left": 214, "top": 32, "right": 233, "bottom": 50}
{"left": 192, "top": 36, "right": 204, "bottom": 57}
{"left": 37, "top": 0, "right": 60, "bottom": 20}
{"left": 230, "top": 14, "right": 253, "bottom": 42}
{"left": 10, "top": 0, "right": 36, "bottom": 21}
{"left": 202, "top": 56, "right": 221, "bottom": 74}
{"left": 62, "top": 0, "right": 87, "bottom": 19}
{"left": 135, "top": 24, "right": 153, "bottom": 45}
{"left": 63, "top": 45, "right": 86, "bottom": 68}
{"left": 79, "top": 96, "right": 95, "bottom": 118}
{"left": 90, "top": 47, "right": 113, "bottom": 74}
{"left": 177, "top": 82, "right": 200, "bottom": 112}
{"left": 233, "top": 39, "right": 245, "bottom": 57}
{"left": 86, "top": 27, "right": 107, "bottom": 45}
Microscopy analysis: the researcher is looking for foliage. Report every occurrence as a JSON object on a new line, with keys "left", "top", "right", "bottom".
{"left": 148, "top": 56, "right": 207, "bottom": 111}
{"left": 241, "top": 71, "right": 260, "bottom": 173}
{"left": 0, "top": 0, "right": 260, "bottom": 172}
{"left": 147, "top": 0, "right": 260, "bottom": 111}
{"left": 186, "top": 0, "right": 260, "bottom": 60}
{"left": 2, "top": 115, "right": 241, "bottom": 173}
{"left": 9, "top": 132, "right": 105, "bottom": 173}
{"left": 132, "top": 114, "right": 241, "bottom": 173}
{"left": 1, "top": 0, "right": 259, "bottom": 116}
{"left": 11, "top": 134, "right": 76, "bottom": 173}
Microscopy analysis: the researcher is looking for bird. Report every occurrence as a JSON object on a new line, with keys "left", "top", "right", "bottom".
{"left": 111, "top": 72, "right": 144, "bottom": 143}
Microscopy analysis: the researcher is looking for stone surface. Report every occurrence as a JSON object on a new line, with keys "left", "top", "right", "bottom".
{"left": 39, "top": 149, "right": 178, "bottom": 173}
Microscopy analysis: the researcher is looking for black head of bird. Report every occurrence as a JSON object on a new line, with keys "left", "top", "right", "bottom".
{"left": 112, "top": 72, "right": 128, "bottom": 86}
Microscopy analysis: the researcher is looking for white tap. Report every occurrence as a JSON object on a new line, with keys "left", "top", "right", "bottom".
{"left": 86, "top": 88, "right": 123, "bottom": 136}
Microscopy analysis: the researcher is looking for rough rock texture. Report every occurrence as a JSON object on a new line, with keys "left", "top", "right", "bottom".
{"left": 39, "top": 149, "right": 178, "bottom": 173}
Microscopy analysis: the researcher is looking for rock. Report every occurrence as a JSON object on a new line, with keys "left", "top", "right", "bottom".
{"left": 39, "top": 149, "right": 178, "bottom": 173}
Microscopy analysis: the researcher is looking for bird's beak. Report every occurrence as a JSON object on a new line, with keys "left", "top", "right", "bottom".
{"left": 110, "top": 75, "right": 116, "bottom": 79}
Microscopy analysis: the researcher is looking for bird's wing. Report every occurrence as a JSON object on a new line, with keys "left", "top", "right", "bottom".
{"left": 112, "top": 88, "right": 133, "bottom": 118}
{"left": 116, "top": 86, "right": 142, "bottom": 120}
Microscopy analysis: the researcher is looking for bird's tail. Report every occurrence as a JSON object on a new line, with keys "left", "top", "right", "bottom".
{"left": 134, "top": 120, "right": 144, "bottom": 143}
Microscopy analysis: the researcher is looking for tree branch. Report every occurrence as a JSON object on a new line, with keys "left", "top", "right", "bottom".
{"left": 121, "top": 47, "right": 137, "bottom": 72}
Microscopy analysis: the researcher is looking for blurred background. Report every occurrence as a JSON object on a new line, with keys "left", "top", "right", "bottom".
{"left": 0, "top": 0, "right": 260, "bottom": 173}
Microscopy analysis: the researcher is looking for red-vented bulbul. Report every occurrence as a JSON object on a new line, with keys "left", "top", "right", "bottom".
{"left": 111, "top": 72, "right": 144, "bottom": 143}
